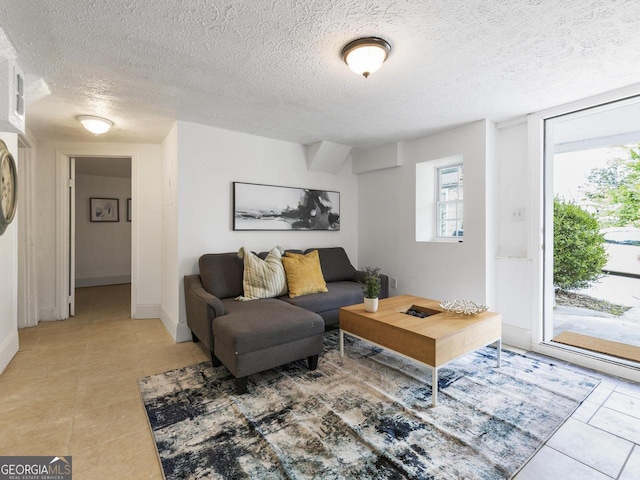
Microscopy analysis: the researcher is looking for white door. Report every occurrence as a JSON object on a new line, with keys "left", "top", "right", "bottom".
{"left": 69, "top": 157, "right": 75, "bottom": 316}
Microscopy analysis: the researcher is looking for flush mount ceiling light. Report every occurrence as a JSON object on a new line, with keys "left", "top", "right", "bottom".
{"left": 341, "top": 37, "right": 391, "bottom": 78}
{"left": 77, "top": 115, "right": 113, "bottom": 135}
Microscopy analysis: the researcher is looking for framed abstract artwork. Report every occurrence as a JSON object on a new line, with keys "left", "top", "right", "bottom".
{"left": 233, "top": 182, "right": 340, "bottom": 231}
{"left": 90, "top": 197, "right": 119, "bottom": 222}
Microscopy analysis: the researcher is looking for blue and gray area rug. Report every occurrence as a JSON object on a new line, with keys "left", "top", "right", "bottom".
{"left": 138, "top": 331, "right": 599, "bottom": 479}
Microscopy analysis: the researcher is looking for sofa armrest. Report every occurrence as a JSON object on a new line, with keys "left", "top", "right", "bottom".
{"left": 353, "top": 271, "right": 389, "bottom": 299}
{"left": 184, "top": 275, "right": 226, "bottom": 352}
{"left": 192, "top": 287, "right": 225, "bottom": 317}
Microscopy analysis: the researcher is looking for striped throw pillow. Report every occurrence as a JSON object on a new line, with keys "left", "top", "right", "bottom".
{"left": 235, "top": 246, "right": 288, "bottom": 301}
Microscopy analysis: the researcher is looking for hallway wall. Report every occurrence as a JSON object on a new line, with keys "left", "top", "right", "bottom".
{"left": 75, "top": 173, "right": 132, "bottom": 287}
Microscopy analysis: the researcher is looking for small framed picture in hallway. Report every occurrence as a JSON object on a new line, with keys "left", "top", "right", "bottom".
{"left": 90, "top": 197, "right": 119, "bottom": 222}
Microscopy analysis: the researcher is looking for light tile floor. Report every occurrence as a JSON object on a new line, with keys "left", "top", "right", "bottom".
{"left": 513, "top": 357, "right": 640, "bottom": 479}
{"left": 1, "top": 284, "right": 640, "bottom": 479}
{"left": 0, "top": 284, "right": 209, "bottom": 479}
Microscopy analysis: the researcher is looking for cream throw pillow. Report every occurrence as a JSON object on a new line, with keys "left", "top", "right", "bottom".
{"left": 282, "top": 250, "right": 328, "bottom": 298}
{"left": 236, "top": 246, "right": 288, "bottom": 301}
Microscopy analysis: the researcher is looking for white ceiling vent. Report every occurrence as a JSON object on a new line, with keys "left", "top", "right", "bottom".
{"left": 0, "top": 58, "right": 25, "bottom": 134}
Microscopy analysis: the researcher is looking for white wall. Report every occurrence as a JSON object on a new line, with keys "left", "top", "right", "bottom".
{"left": 75, "top": 174, "right": 131, "bottom": 287}
{"left": 496, "top": 123, "right": 529, "bottom": 259}
{"left": 161, "top": 124, "right": 179, "bottom": 339}
{"left": 494, "top": 122, "right": 534, "bottom": 348}
{"left": 34, "top": 142, "right": 162, "bottom": 320}
{"left": 162, "top": 121, "right": 359, "bottom": 341}
{"left": 357, "top": 120, "right": 495, "bottom": 304}
{"left": 133, "top": 144, "right": 163, "bottom": 317}
{"left": 0, "top": 132, "right": 19, "bottom": 373}
{"left": 353, "top": 119, "right": 536, "bottom": 350}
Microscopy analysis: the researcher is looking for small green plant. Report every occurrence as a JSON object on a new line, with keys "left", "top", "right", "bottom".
{"left": 361, "top": 266, "right": 381, "bottom": 299}
{"left": 554, "top": 198, "right": 608, "bottom": 290}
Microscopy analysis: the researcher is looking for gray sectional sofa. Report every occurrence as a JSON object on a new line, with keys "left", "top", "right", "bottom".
{"left": 183, "top": 247, "right": 389, "bottom": 393}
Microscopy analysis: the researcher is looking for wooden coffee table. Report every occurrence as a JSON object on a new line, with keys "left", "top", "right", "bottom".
{"left": 339, "top": 295, "right": 502, "bottom": 407}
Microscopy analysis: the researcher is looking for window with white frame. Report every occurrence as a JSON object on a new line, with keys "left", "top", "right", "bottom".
{"left": 436, "top": 164, "right": 463, "bottom": 238}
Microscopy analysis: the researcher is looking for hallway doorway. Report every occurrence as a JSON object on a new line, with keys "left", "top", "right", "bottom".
{"left": 55, "top": 147, "right": 143, "bottom": 323}
{"left": 74, "top": 157, "right": 132, "bottom": 291}
{"left": 65, "top": 156, "right": 132, "bottom": 317}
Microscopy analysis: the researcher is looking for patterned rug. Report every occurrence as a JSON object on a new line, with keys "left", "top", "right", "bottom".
{"left": 139, "top": 331, "right": 599, "bottom": 479}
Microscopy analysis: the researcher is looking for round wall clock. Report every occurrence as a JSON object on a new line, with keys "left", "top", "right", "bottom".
{"left": 0, "top": 140, "right": 18, "bottom": 236}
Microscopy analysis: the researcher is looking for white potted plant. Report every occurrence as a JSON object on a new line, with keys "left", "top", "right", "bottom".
{"left": 361, "top": 266, "right": 382, "bottom": 312}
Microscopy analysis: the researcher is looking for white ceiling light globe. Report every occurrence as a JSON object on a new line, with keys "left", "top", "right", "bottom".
{"left": 77, "top": 115, "right": 114, "bottom": 135}
{"left": 342, "top": 37, "right": 391, "bottom": 78}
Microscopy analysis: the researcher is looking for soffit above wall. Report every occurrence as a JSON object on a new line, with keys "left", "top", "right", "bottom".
{"left": 1, "top": 1, "right": 640, "bottom": 147}
{"left": 75, "top": 157, "right": 131, "bottom": 179}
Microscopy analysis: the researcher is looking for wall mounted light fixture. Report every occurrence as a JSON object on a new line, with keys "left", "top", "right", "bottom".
{"left": 77, "top": 115, "right": 113, "bottom": 135}
{"left": 341, "top": 37, "right": 391, "bottom": 78}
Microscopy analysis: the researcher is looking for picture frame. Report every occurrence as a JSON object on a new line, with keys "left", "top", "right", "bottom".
{"left": 127, "top": 198, "right": 132, "bottom": 222}
{"left": 233, "top": 182, "right": 340, "bottom": 231}
{"left": 90, "top": 197, "right": 119, "bottom": 222}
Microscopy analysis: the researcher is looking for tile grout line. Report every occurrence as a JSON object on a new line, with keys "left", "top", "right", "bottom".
{"left": 586, "top": 406, "right": 640, "bottom": 447}
{"left": 545, "top": 444, "right": 618, "bottom": 479}
{"left": 69, "top": 427, "right": 152, "bottom": 457}
{"left": 615, "top": 443, "right": 636, "bottom": 480}
{"left": 604, "top": 393, "right": 640, "bottom": 421}
{"left": 581, "top": 385, "right": 617, "bottom": 426}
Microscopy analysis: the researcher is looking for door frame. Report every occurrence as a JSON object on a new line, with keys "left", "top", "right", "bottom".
{"left": 527, "top": 84, "right": 640, "bottom": 382}
{"left": 55, "top": 148, "right": 137, "bottom": 319}
{"left": 17, "top": 135, "right": 38, "bottom": 328}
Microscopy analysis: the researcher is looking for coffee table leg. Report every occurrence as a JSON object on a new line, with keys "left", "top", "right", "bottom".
{"left": 339, "top": 330, "right": 344, "bottom": 358}
{"left": 432, "top": 367, "right": 438, "bottom": 407}
{"left": 496, "top": 339, "right": 502, "bottom": 367}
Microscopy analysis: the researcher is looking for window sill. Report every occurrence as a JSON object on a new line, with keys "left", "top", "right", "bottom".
{"left": 417, "top": 238, "right": 464, "bottom": 244}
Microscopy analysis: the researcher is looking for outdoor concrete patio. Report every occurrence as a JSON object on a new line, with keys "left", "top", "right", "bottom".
{"left": 554, "top": 274, "right": 640, "bottom": 348}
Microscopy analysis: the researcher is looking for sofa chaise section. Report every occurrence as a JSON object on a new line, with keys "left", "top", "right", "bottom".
{"left": 215, "top": 298, "right": 324, "bottom": 393}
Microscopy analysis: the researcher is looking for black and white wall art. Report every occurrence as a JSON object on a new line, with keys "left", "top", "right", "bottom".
{"left": 233, "top": 182, "right": 340, "bottom": 231}
{"left": 90, "top": 197, "right": 119, "bottom": 222}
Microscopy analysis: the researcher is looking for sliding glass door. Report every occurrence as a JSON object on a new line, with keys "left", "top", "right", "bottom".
{"left": 543, "top": 97, "right": 640, "bottom": 363}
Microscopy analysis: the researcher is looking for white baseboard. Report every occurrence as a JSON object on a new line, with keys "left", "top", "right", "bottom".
{"left": 175, "top": 322, "right": 192, "bottom": 343}
{"left": 502, "top": 324, "right": 532, "bottom": 351}
{"left": 134, "top": 304, "right": 161, "bottom": 319}
{"left": 160, "top": 304, "right": 191, "bottom": 343}
{"left": 76, "top": 275, "right": 132, "bottom": 288}
{"left": 0, "top": 329, "right": 19, "bottom": 374}
{"left": 160, "top": 304, "right": 177, "bottom": 341}
{"left": 38, "top": 305, "right": 56, "bottom": 321}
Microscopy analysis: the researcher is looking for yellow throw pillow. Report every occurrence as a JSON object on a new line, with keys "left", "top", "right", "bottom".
{"left": 236, "top": 246, "right": 288, "bottom": 301}
{"left": 282, "top": 250, "right": 328, "bottom": 298}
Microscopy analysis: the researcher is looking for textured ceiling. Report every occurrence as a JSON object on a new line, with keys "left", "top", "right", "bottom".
{"left": 1, "top": 0, "right": 640, "bottom": 147}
